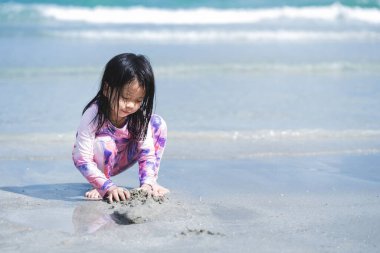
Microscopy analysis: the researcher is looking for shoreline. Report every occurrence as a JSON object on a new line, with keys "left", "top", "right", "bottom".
{"left": 0, "top": 155, "right": 379, "bottom": 252}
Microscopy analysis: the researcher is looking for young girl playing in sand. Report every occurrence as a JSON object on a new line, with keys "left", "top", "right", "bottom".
{"left": 72, "top": 53, "right": 169, "bottom": 203}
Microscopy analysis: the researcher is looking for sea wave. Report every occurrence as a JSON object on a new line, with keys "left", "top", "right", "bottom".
{"left": 169, "top": 129, "right": 380, "bottom": 141}
{"left": 1, "top": 3, "right": 380, "bottom": 25}
{"left": 1, "top": 62, "right": 379, "bottom": 77}
{"left": 154, "top": 62, "right": 380, "bottom": 74}
{"left": 1, "top": 129, "right": 379, "bottom": 142}
{"left": 236, "top": 149, "right": 380, "bottom": 158}
{"left": 47, "top": 29, "right": 380, "bottom": 42}
{"left": 35, "top": 4, "right": 380, "bottom": 25}
{"left": 0, "top": 129, "right": 379, "bottom": 159}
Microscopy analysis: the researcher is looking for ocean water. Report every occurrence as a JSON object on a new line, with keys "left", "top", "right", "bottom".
{"left": 0, "top": 0, "right": 380, "bottom": 159}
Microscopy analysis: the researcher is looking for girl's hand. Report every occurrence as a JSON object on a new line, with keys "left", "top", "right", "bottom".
{"left": 105, "top": 186, "right": 130, "bottom": 203}
{"left": 140, "top": 183, "right": 170, "bottom": 197}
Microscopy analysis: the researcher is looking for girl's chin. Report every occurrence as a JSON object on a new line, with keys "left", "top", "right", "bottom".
{"left": 117, "top": 115, "right": 128, "bottom": 121}
{"left": 119, "top": 110, "right": 133, "bottom": 118}
{"left": 112, "top": 110, "right": 134, "bottom": 121}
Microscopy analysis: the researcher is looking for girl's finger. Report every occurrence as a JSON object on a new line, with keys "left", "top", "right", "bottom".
{"left": 125, "top": 190, "right": 131, "bottom": 199}
{"left": 157, "top": 187, "right": 169, "bottom": 196}
{"left": 113, "top": 191, "right": 120, "bottom": 202}
{"left": 143, "top": 185, "right": 152, "bottom": 194}
{"left": 118, "top": 188, "right": 126, "bottom": 201}
{"left": 107, "top": 194, "right": 113, "bottom": 203}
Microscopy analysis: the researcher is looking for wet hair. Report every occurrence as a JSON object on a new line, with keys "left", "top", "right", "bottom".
{"left": 83, "top": 53, "right": 155, "bottom": 144}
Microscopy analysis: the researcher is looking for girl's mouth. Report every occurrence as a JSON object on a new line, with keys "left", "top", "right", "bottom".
{"left": 122, "top": 110, "right": 132, "bottom": 115}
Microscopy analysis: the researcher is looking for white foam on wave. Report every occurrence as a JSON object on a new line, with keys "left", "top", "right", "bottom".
{"left": 49, "top": 29, "right": 380, "bottom": 42}
{"left": 170, "top": 129, "right": 380, "bottom": 141}
{"left": 0, "top": 129, "right": 379, "bottom": 159}
{"left": 1, "top": 62, "right": 379, "bottom": 78}
{"left": 237, "top": 148, "right": 380, "bottom": 158}
{"left": 154, "top": 62, "right": 380, "bottom": 74}
{"left": 38, "top": 3, "right": 380, "bottom": 24}
{"left": 2, "top": 2, "right": 380, "bottom": 25}
{"left": 1, "top": 129, "right": 379, "bottom": 142}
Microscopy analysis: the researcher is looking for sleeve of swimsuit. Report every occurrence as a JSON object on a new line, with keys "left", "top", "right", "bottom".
{"left": 72, "top": 105, "right": 116, "bottom": 198}
{"left": 138, "top": 124, "right": 157, "bottom": 186}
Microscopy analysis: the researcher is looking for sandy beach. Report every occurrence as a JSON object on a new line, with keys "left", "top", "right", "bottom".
{"left": 1, "top": 150, "right": 379, "bottom": 252}
{"left": 1, "top": 1, "right": 380, "bottom": 252}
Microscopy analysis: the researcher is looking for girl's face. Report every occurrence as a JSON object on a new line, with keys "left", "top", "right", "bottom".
{"left": 108, "top": 80, "right": 145, "bottom": 126}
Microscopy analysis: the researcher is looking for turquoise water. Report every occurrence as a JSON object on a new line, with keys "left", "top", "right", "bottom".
{"left": 1, "top": 0, "right": 380, "bottom": 158}
{"left": 5, "top": 0, "right": 380, "bottom": 8}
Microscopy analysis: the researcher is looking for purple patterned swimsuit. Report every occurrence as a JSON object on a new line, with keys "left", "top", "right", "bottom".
{"left": 72, "top": 103, "right": 167, "bottom": 197}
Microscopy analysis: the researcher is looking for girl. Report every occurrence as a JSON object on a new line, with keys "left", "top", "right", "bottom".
{"left": 72, "top": 53, "right": 169, "bottom": 203}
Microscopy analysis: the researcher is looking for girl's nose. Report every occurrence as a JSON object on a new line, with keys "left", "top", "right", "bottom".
{"left": 125, "top": 101, "right": 135, "bottom": 109}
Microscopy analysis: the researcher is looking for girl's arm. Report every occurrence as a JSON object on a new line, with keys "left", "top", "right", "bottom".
{"left": 137, "top": 124, "right": 157, "bottom": 187}
{"left": 72, "top": 105, "right": 116, "bottom": 198}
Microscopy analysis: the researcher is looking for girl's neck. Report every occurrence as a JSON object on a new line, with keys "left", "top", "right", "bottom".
{"left": 109, "top": 115, "right": 126, "bottom": 128}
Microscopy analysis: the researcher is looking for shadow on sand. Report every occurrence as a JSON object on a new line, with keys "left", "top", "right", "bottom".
{"left": 0, "top": 183, "right": 91, "bottom": 201}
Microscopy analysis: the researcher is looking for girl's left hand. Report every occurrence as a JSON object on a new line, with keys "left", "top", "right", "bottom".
{"left": 105, "top": 186, "right": 130, "bottom": 203}
{"left": 140, "top": 183, "right": 170, "bottom": 197}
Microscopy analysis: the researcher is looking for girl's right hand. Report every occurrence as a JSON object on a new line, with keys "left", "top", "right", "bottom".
{"left": 140, "top": 183, "right": 170, "bottom": 197}
{"left": 106, "top": 186, "right": 130, "bottom": 203}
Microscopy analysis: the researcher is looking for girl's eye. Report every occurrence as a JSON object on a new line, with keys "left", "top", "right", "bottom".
{"left": 122, "top": 97, "right": 143, "bottom": 104}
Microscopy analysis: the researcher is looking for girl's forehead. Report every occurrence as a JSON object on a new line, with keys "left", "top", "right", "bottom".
{"left": 122, "top": 80, "right": 145, "bottom": 97}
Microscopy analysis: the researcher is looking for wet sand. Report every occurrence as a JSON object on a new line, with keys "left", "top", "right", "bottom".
{"left": 0, "top": 156, "right": 380, "bottom": 253}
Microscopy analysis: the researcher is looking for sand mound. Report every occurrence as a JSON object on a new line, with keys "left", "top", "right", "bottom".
{"left": 109, "top": 189, "right": 168, "bottom": 225}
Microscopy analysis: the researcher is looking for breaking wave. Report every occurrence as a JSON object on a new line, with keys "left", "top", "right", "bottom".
{"left": 1, "top": 3, "right": 380, "bottom": 25}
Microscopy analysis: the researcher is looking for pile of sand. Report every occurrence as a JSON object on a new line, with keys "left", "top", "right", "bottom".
{"left": 109, "top": 189, "right": 168, "bottom": 225}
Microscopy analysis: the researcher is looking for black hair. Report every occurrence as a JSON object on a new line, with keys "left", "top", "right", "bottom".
{"left": 83, "top": 53, "right": 155, "bottom": 145}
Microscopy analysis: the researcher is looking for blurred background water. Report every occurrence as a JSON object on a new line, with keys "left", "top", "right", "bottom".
{"left": 0, "top": 0, "right": 380, "bottom": 159}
